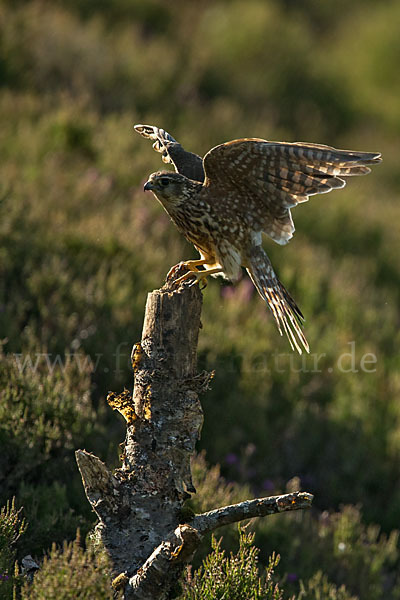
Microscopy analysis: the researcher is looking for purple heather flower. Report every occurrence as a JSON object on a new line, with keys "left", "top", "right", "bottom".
{"left": 262, "top": 479, "right": 275, "bottom": 491}
{"left": 225, "top": 452, "right": 239, "bottom": 465}
{"left": 221, "top": 285, "right": 236, "bottom": 299}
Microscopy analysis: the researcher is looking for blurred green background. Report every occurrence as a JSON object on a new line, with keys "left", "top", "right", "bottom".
{"left": 1, "top": 0, "right": 400, "bottom": 597}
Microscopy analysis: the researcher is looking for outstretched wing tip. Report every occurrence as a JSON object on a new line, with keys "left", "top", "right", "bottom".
{"left": 363, "top": 151, "right": 382, "bottom": 163}
{"left": 133, "top": 123, "right": 151, "bottom": 136}
{"left": 134, "top": 123, "right": 159, "bottom": 140}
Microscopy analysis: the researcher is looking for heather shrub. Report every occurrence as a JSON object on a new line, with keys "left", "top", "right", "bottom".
{"left": 180, "top": 530, "right": 284, "bottom": 600}
{"left": 20, "top": 534, "right": 115, "bottom": 600}
{"left": 0, "top": 499, "right": 26, "bottom": 599}
{"left": 0, "top": 350, "right": 104, "bottom": 554}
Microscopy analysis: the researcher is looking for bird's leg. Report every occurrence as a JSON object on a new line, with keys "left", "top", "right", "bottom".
{"left": 176, "top": 266, "right": 224, "bottom": 288}
{"left": 166, "top": 259, "right": 209, "bottom": 281}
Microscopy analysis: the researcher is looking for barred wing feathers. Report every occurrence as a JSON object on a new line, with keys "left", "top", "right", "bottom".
{"left": 203, "top": 138, "right": 382, "bottom": 244}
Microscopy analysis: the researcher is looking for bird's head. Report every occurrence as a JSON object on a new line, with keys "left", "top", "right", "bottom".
{"left": 143, "top": 171, "right": 200, "bottom": 207}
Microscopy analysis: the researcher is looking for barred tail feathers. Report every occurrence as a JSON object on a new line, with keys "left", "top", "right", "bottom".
{"left": 247, "top": 246, "right": 309, "bottom": 354}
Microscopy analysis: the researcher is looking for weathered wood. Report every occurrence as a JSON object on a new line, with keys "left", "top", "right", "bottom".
{"left": 189, "top": 491, "right": 313, "bottom": 535}
{"left": 76, "top": 280, "right": 207, "bottom": 597}
{"left": 127, "top": 491, "right": 313, "bottom": 598}
{"left": 76, "top": 277, "right": 313, "bottom": 599}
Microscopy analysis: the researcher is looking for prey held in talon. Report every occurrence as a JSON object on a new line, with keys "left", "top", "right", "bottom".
{"left": 137, "top": 123, "right": 381, "bottom": 354}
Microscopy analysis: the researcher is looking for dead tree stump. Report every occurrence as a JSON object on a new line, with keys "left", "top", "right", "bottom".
{"left": 76, "top": 280, "right": 313, "bottom": 599}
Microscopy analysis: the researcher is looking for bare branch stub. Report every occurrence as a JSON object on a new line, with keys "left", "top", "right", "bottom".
{"left": 127, "top": 491, "right": 313, "bottom": 598}
{"left": 190, "top": 491, "right": 314, "bottom": 535}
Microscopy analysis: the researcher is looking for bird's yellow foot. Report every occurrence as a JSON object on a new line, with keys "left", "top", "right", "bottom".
{"left": 166, "top": 259, "right": 209, "bottom": 282}
{"left": 174, "top": 270, "right": 198, "bottom": 286}
{"left": 192, "top": 277, "right": 208, "bottom": 290}
{"left": 166, "top": 262, "right": 186, "bottom": 281}
{"left": 175, "top": 267, "right": 223, "bottom": 288}
{"left": 188, "top": 273, "right": 208, "bottom": 290}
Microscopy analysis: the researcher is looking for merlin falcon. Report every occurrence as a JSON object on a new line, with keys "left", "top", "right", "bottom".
{"left": 135, "top": 124, "right": 381, "bottom": 354}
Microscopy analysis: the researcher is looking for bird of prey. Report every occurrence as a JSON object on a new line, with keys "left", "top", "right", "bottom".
{"left": 135, "top": 124, "right": 381, "bottom": 354}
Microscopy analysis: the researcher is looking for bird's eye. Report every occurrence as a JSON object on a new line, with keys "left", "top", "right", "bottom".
{"left": 160, "top": 178, "right": 170, "bottom": 187}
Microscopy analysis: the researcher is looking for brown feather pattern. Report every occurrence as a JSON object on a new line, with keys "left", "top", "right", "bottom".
{"left": 137, "top": 127, "right": 381, "bottom": 353}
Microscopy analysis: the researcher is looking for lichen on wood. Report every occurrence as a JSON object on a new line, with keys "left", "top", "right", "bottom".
{"left": 76, "top": 278, "right": 313, "bottom": 599}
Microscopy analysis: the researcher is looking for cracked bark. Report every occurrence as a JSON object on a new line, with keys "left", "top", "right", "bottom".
{"left": 76, "top": 278, "right": 313, "bottom": 600}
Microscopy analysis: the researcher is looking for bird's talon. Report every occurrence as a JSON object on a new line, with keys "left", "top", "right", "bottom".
{"left": 185, "top": 274, "right": 208, "bottom": 289}
{"left": 174, "top": 270, "right": 197, "bottom": 287}
{"left": 166, "top": 262, "right": 184, "bottom": 281}
{"left": 167, "top": 260, "right": 204, "bottom": 283}
{"left": 199, "top": 279, "right": 208, "bottom": 290}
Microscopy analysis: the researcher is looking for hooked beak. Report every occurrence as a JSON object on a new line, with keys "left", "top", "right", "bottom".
{"left": 144, "top": 180, "right": 154, "bottom": 192}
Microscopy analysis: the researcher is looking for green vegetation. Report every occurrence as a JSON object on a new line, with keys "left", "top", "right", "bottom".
{"left": 20, "top": 534, "right": 115, "bottom": 600}
{"left": 181, "top": 530, "right": 285, "bottom": 600}
{"left": 0, "top": 499, "right": 26, "bottom": 598}
{"left": 1, "top": 0, "right": 399, "bottom": 597}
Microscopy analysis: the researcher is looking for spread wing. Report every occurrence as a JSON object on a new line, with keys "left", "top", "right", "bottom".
{"left": 203, "top": 138, "right": 382, "bottom": 244}
{"left": 134, "top": 124, "right": 205, "bottom": 183}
